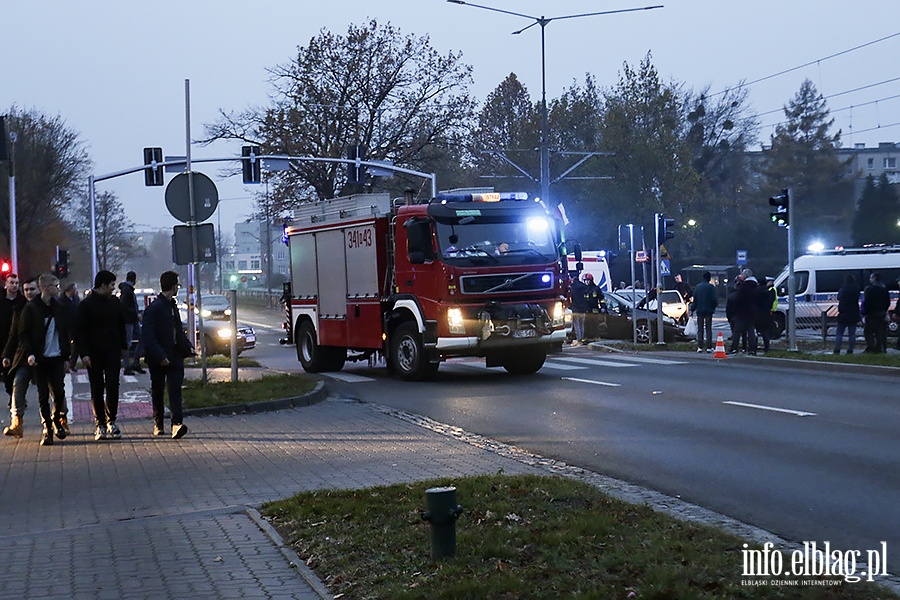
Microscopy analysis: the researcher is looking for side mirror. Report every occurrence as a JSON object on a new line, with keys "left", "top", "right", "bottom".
{"left": 573, "top": 242, "right": 583, "bottom": 262}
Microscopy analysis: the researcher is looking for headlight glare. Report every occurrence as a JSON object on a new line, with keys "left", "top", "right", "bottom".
{"left": 216, "top": 328, "right": 232, "bottom": 339}
{"left": 447, "top": 308, "right": 466, "bottom": 334}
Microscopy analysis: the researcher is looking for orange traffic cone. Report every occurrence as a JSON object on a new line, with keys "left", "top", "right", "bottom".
{"left": 713, "top": 331, "right": 728, "bottom": 359}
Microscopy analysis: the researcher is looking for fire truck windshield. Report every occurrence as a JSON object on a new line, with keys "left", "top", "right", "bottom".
{"left": 435, "top": 216, "right": 558, "bottom": 266}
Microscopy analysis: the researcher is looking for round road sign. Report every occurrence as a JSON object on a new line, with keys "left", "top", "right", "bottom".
{"left": 165, "top": 172, "right": 219, "bottom": 223}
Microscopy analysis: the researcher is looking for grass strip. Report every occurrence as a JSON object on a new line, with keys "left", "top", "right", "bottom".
{"left": 182, "top": 373, "right": 317, "bottom": 409}
{"left": 185, "top": 355, "right": 262, "bottom": 368}
{"left": 263, "top": 474, "right": 894, "bottom": 599}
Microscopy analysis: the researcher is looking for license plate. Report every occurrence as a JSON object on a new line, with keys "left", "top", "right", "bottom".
{"left": 244, "top": 335, "right": 256, "bottom": 343}
{"left": 513, "top": 329, "right": 536, "bottom": 338}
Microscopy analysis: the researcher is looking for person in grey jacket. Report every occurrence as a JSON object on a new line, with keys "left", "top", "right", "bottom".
{"left": 691, "top": 272, "right": 718, "bottom": 353}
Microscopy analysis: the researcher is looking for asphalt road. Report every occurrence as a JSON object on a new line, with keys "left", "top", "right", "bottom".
{"left": 237, "top": 304, "right": 900, "bottom": 561}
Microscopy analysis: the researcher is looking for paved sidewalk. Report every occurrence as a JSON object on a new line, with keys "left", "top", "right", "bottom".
{"left": 0, "top": 388, "right": 544, "bottom": 599}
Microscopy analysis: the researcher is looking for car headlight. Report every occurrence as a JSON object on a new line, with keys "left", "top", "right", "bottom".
{"left": 552, "top": 301, "right": 565, "bottom": 327}
{"left": 447, "top": 308, "right": 466, "bottom": 334}
{"left": 216, "top": 327, "right": 232, "bottom": 339}
{"left": 201, "top": 309, "right": 212, "bottom": 318}
{"left": 224, "top": 308, "right": 232, "bottom": 316}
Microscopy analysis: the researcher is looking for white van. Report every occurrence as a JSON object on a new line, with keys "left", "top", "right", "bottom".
{"left": 771, "top": 246, "right": 900, "bottom": 337}
{"left": 567, "top": 251, "right": 612, "bottom": 293}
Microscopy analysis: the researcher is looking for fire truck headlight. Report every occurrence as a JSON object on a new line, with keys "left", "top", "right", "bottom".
{"left": 552, "top": 301, "right": 565, "bottom": 327}
{"left": 447, "top": 308, "right": 466, "bottom": 334}
{"left": 527, "top": 217, "right": 549, "bottom": 233}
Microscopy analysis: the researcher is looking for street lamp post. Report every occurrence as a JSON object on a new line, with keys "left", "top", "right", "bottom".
{"left": 447, "top": 0, "right": 663, "bottom": 205}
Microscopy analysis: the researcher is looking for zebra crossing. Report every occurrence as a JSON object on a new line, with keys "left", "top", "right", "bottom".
{"left": 324, "top": 352, "right": 686, "bottom": 383}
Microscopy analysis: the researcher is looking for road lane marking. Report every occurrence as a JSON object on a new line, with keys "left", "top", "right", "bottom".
{"left": 562, "top": 377, "right": 621, "bottom": 387}
{"left": 552, "top": 356, "right": 639, "bottom": 368}
{"left": 541, "top": 361, "right": 588, "bottom": 371}
{"left": 578, "top": 355, "right": 686, "bottom": 366}
{"left": 723, "top": 401, "right": 816, "bottom": 417}
{"left": 327, "top": 372, "right": 376, "bottom": 383}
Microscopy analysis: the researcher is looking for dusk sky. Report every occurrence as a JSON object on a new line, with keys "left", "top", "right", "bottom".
{"left": 3, "top": 0, "right": 898, "bottom": 232}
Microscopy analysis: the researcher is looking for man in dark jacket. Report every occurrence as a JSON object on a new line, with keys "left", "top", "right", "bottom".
{"left": 119, "top": 271, "right": 145, "bottom": 375}
{"left": 0, "top": 273, "right": 26, "bottom": 404}
{"left": 862, "top": 272, "right": 891, "bottom": 353}
{"left": 142, "top": 271, "right": 193, "bottom": 439}
{"left": 1, "top": 275, "right": 31, "bottom": 438}
{"left": 833, "top": 274, "right": 861, "bottom": 355}
{"left": 729, "top": 269, "right": 759, "bottom": 355}
{"left": 18, "top": 273, "right": 71, "bottom": 445}
{"left": 77, "top": 270, "right": 128, "bottom": 441}
{"left": 755, "top": 276, "right": 777, "bottom": 353}
{"left": 691, "top": 272, "right": 718, "bottom": 353}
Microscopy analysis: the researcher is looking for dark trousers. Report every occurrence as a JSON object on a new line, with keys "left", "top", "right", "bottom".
{"left": 125, "top": 322, "right": 143, "bottom": 368}
{"left": 696, "top": 313, "right": 714, "bottom": 350}
{"left": 149, "top": 362, "right": 184, "bottom": 427}
{"left": 87, "top": 351, "right": 122, "bottom": 427}
{"left": 730, "top": 318, "right": 757, "bottom": 353}
{"left": 864, "top": 313, "right": 887, "bottom": 352}
{"left": 33, "top": 357, "right": 67, "bottom": 429}
{"left": 757, "top": 315, "right": 772, "bottom": 352}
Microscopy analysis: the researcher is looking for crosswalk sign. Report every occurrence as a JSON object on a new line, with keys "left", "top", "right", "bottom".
{"left": 660, "top": 259, "right": 671, "bottom": 276}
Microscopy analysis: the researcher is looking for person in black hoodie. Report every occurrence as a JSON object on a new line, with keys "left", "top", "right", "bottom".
{"left": 0, "top": 273, "right": 26, "bottom": 405}
{"left": 833, "top": 274, "right": 861, "bottom": 355}
{"left": 862, "top": 272, "right": 891, "bottom": 353}
{"left": 18, "top": 272, "right": 71, "bottom": 446}
{"left": 77, "top": 270, "right": 128, "bottom": 441}
{"left": 729, "top": 269, "right": 759, "bottom": 355}
{"left": 119, "top": 271, "right": 145, "bottom": 375}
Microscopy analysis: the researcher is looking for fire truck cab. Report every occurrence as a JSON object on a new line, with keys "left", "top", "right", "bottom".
{"left": 285, "top": 191, "right": 569, "bottom": 380}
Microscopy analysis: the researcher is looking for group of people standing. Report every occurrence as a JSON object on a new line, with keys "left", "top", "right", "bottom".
{"left": 719, "top": 269, "right": 778, "bottom": 356}
{"left": 833, "top": 272, "right": 898, "bottom": 354}
{"left": 1, "top": 269, "right": 193, "bottom": 445}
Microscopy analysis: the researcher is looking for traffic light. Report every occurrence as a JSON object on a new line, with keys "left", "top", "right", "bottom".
{"left": 55, "top": 249, "right": 69, "bottom": 279}
{"left": 769, "top": 189, "right": 789, "bottom": 227}
{"left": 242, "top": 146, "right": 262, "bottom": 184}
{"left": 143, "top": 147, "right": 164, "bottom": 186}
{"left": 0, "top": 260, "right": 10, "bottom": 275}
{"left": 655, "top": 213, "right": 675, "bottom": 246}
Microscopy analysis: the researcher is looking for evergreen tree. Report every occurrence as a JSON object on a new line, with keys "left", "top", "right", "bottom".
{"left": 763, "top": 79, "right": 854, "bottom": 248}
{"left": 852, "top": 174, "right": 900, "bottom": 245}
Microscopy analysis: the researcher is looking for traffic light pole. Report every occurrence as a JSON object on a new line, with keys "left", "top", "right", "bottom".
{"left": 787, "top": 188, "right": 797, "bottom": 352}
{"left": 654, "top": 213, "right": 665, "bottom": 346}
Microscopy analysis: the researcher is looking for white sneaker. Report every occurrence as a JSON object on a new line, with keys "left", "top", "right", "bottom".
{"left": 108, "top": 421, "right": 122, "bottom": 440}
{"left": 94, "top": 426, "right": 108, "bottom": 441}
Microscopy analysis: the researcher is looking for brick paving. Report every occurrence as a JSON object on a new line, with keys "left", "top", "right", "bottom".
{"left": 0, "top": 372, "right": 544, "bottom": 599}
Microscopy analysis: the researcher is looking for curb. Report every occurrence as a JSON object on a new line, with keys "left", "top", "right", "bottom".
{"left": 183, "top": 379, "right": 329, "bottom": 417}
{"left": 246, "top": 507, "right": 332, "bottom": 600}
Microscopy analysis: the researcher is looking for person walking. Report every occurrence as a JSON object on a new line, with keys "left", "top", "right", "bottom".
{"left": 862, "top": 272, "right": 890, "bottom": 353}
{"left": 691, "top": 271, "right": 718, "bottom": 353}
{"left": 833, "top": 274, "right": 861, "bottom": 355}
{"left": 729, "top": 269, "right": 759, "bottom": 355}
{"left": 142, "top": 271, "right": 193, "bottom": 439}
{"left": 119, "top": 271, "right": 145, "bottom": 375}
{"left": 77, "top": 270, "right": 128, "bottom": 441}
{"left": 0, "top": 273, "right": 26, "bottom": 407}
{"left": 18, "top": 273, "right": 71, "bottom": 446}
{"left": 1, "top": 275, "right": 32, "bottom": 438}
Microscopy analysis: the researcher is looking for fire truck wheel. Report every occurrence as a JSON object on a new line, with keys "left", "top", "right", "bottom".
{"left": 390, "top": 322, "right": 438, "bottom": 381}
{"left": 297, "top": 321, "right": 345, "bottom": 372}
{"left": 501, "top": 346, "right": 548, "bottom": 375}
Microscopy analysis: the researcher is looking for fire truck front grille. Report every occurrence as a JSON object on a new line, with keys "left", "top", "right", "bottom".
{"left": 459, "top": 273, "right": 553, "bottom": 294}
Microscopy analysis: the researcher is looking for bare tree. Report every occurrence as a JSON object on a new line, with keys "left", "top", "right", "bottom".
{"left": 70, "top": 190, "right": 143, "bottom": 273}
{"left": 0, "top": 106, "right": 91, "bottom": 275}
{"left": 203, "top": 19, "right": 476, "bottom": 210}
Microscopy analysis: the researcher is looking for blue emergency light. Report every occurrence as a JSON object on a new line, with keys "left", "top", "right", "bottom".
{"left": 434, "top": 192, "right": 529, "bottom": 204}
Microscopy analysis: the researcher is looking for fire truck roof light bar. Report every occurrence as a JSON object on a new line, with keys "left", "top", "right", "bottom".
{"left": 434, "top": 192, "right": 529, "bottom": 204}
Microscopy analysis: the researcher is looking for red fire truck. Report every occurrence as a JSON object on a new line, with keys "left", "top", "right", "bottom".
{"left": 285, "top": 191, "right": 569, "bottom": 380}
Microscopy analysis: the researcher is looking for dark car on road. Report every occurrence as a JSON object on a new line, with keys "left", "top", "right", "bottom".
{"left": 587, "top": 292, "right": 688, "bottom": 343}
